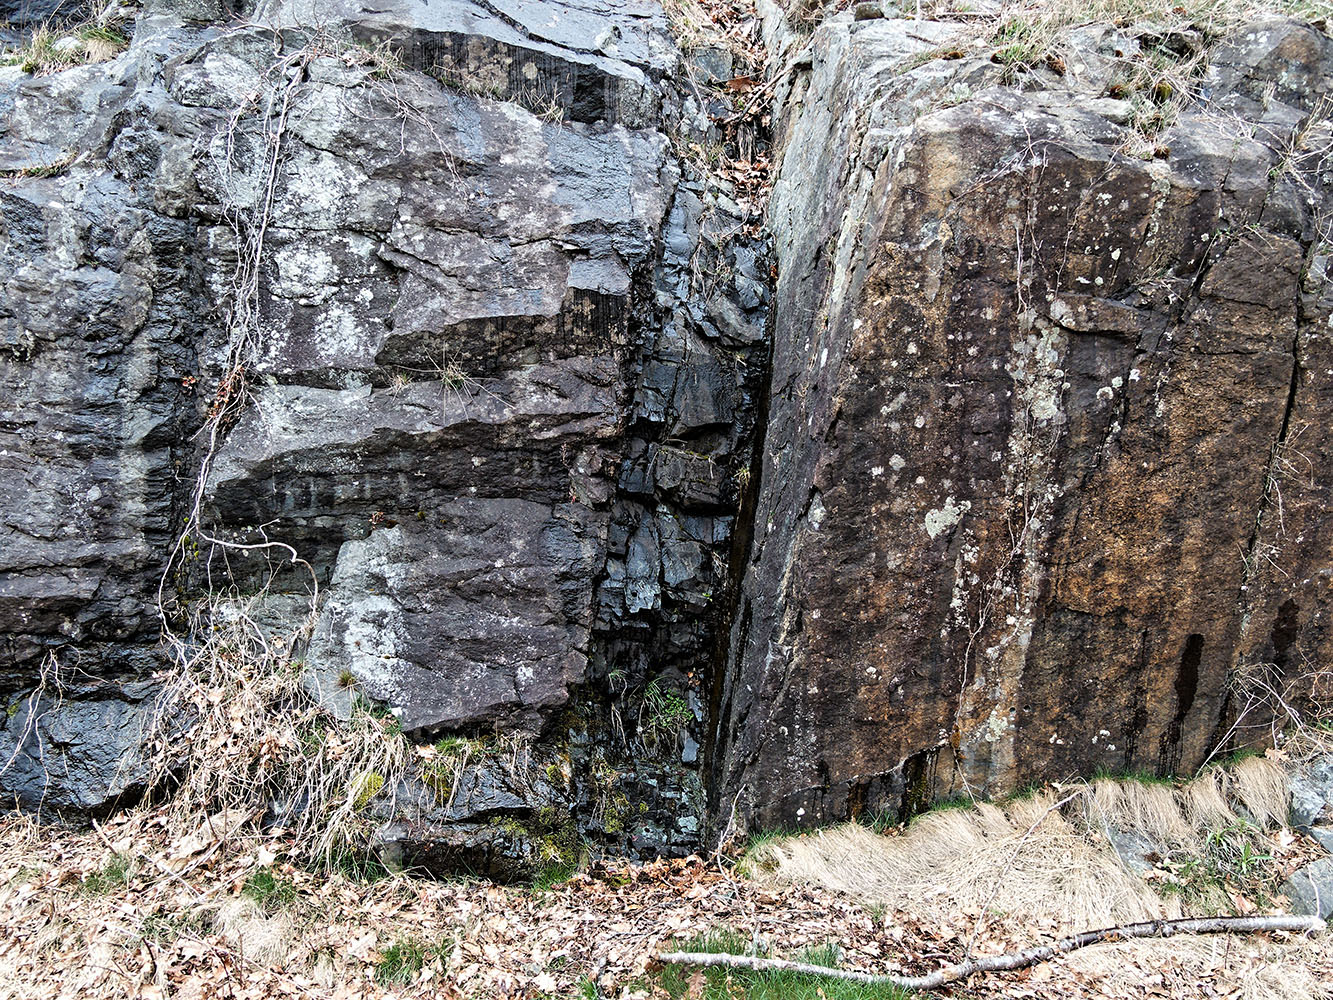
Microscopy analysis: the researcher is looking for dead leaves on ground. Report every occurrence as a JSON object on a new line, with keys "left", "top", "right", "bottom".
{"left": 0, "top": 811, "right": 1326, "bottom": 1000}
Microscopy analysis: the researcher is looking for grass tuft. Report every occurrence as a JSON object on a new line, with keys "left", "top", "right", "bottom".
{"left": 4, "top": 21, "right": 129, "bottom": 75}
{"left": 80, "top": 853, "right": 134, "bottom": 895}
{"left": 660, "top": 931, "right": 911, "bottom": 1000}
{"left": 375, "top": 936, "right": 439, "bottom": 985}
{"left": 241, "top": 867, "right": 297, "bottom": 914}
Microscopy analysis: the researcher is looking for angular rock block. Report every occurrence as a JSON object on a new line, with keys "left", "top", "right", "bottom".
{"left": 716, "top": 15, "right": 1333, "bottom": 831}
{"left": 0, "top": 0, "right": 768, "bottom": 849}
{"left": 306, "top": 500, "right": 606, "bottom": 735}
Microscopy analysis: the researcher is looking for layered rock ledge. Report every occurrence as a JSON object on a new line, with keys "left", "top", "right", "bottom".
{"left": 2, "top": 0, "right": 1331, "bottom": 862}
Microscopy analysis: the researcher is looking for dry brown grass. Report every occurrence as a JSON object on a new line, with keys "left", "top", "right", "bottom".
{"left": 748, "top": 757, "right": 1333, "bottom": 999}
{"left": 1084, "top": 778, "right": 1197, "bottom": 846}
{"left": 750, "top": 799, "right": 1174, "bottom": 931}
{"left": 210, "top": 897, "right": 297, "bottom": 966}
{"left": 138, "top": 591, "right": 410, "bottom": 868}
{"left": 4, "top": 19, "right": 129, "bottom": 75}
{"left": 1228, "top": 756, "right": 1292, "bottom": 829}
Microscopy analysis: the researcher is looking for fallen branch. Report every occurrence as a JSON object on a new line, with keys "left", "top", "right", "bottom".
{"left": 659, "top": 914, "right": 1326, "bottom": 990}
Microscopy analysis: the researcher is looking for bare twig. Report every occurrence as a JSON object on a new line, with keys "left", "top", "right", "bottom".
{"left": 660, "top": 915, "right": 1326, "bottom": 990}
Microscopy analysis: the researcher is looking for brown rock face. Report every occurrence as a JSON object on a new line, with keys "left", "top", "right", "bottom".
{"left": 714, "top": 16, "right": 1333, "bottom": 831}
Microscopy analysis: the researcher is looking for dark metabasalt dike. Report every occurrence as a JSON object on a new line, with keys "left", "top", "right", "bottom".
{"left": 0, "top": 0, "right": 1331, "bottom": 873}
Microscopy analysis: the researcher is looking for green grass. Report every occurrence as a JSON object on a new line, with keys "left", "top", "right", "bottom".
{"left": 6, "top": 864, "right": 41, "bottom": 885}
{"left": 141, "top": 911, "right": 208, "bottom": 943}
{"left": 906, "top": 794, "right": 974, "bottom": 821}
{"left": 733, "top": 826, "right": 800, "bottom": 877}
{"left": 80, "top": 853, "right": 133, "bottom": 895}
{"left": 320, "top": 846, "right": 393, "bottom": 883}
{"left": 1091, "top": 767, "right": 1176, "bottom": 787}
{"left": 79, "top": 25, "right": 127, "bottom": 48}
{"left": 4, "top": 23, "right": 128, "bottom": 75}
{"left": 375, "top": 936, "right": 441, "bottom": 985}
{"left": 1200, "top": 746, "right": 1263, "bottom": 773}
{"left": 242, "top": 867, "right": 298, "bottom": 914}
{"left": 532, "top": 858, "right": 579, "bottom": 894}
{"left": 1159, "top": 819, "right": 1279, "bottom": 911}
{"left": 989, "top": 16, "right": 1050, "bottom": 78}
{"left": 659, "top": 931, "right": 912, "bottom": 1000}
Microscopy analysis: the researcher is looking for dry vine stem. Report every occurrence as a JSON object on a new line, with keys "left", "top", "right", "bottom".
{"left": 138, "top": 30, "right": 412, "bottom": 864}
{"left": 659, "top": 915, "right": 1327, "bottom": 991}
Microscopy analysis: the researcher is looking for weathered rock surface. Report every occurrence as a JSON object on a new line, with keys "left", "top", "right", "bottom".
{"left": 714, "top": 12, "right": 1333, "bottom": 831}
{"left": 3, "top": 0, "right": 1332, "bottom": 867}
{"left": 0, "top": 0, "right": 769, "bottom": 858}
{"left": 1292, "top": 755, "right": 1333, "bottom": 827}
{"left": 1282, "top": 857, "right": 1333, "bottom": 919}
{"left": 0, "top": 676, "right": 156, "bottom": 814}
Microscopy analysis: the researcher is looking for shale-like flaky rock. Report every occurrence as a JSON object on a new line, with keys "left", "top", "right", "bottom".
{"left": 715, "top": 12, "right": 1333, "bottom": 831}
{"left": 0, "top": 0, "right": 769, "bottom": 859}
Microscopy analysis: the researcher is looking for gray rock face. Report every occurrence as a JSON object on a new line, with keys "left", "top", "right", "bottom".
{"left": 3, "top": 0, "right": 1332, "bottom": 871}
{"left": 306, "top": 501, "right": 606, "bottom": 734}
{"left": 257, "top": 0, "right": 675, "bottom": 127}
{"left": 0, "top": 678, "right": 156, "bottom": 815}
{"left": 713, "top": 12, "right": 1333, "bottom": 832}
{"left": 1107, "top": 828, "right": 1164, "bottom": 877}
{"left": 1291, "top": 756, "right": 1333, "bottom": 828}
{"left": 0, "top": 0, "right": 769, "bottom": 861}
{"left": 1282, "top": 857, "right": 1333, "bottom": 919}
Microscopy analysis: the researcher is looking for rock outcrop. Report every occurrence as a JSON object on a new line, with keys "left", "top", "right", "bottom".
{"left": 714, "top": 9, "right": 1333, "bottom": 831}
{"left": 3, "top": 0, "right": 1332, "bottom": 862}
{"left": 1, "top": 0, "right": 768, "bottom": 863}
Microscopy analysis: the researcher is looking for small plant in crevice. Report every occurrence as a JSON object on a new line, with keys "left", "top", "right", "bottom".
{"left": 388, "top": 347, "right": 505, "bottom": 424}
{"left": 989, "top": 16, "right": 1054, "bottom": 81}
{"left": 0, "top": 153, "right": 77, "bottom": 179}
{"left": 638, "top": 678, "right": 693, "bottom": 753}
{"left": 342, "top": 35, "right": 402, "bottom": 79}
{"left": 420, "top": 732, "right": 532, "bottom": 806}
{"left": 5, "top": 18, "right": 130, "bottom": 76}
{"left": 523, "top": 82, "right": 567, "bottom": 125}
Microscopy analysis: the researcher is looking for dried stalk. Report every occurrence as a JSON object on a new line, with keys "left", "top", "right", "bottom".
{"left": 660, "top": 915, "right": 1327, "bottom": 990}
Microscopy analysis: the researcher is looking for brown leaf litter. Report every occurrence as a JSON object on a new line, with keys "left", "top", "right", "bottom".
{"left": 0, "top": 800, "right": 1328, "bottom": 1000}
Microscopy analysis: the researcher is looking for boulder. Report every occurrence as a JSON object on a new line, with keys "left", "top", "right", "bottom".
{"left": 714, "top": 12, "right": 1333, "bottom": 831}
{"left": 1282, "top": 858, "right": 1333, "bottom": 919}
{"left": 0, "top": 679, "right": 157, "bottom": 816}
{"left": 1291, "top": 756, "right": 1333, "bottom": 828}
{"left": 0, "top": 0, "right": 771, "bottom": 862}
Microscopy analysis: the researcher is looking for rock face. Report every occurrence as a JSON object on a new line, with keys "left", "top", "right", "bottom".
{"left": 0, "top": 0, "right": 768, "bottom": 859}
{"left": 713, "top": 13, "right": 1333, "bottom": 831}
{"left": 1283, "top": 857, "right": 1333, "bottom": 919}
{"left": 2, "top": 0, "right": 1332, "bottom": 862}
{"left": 0, "top": 676, "right": 155, "bottom": 814}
